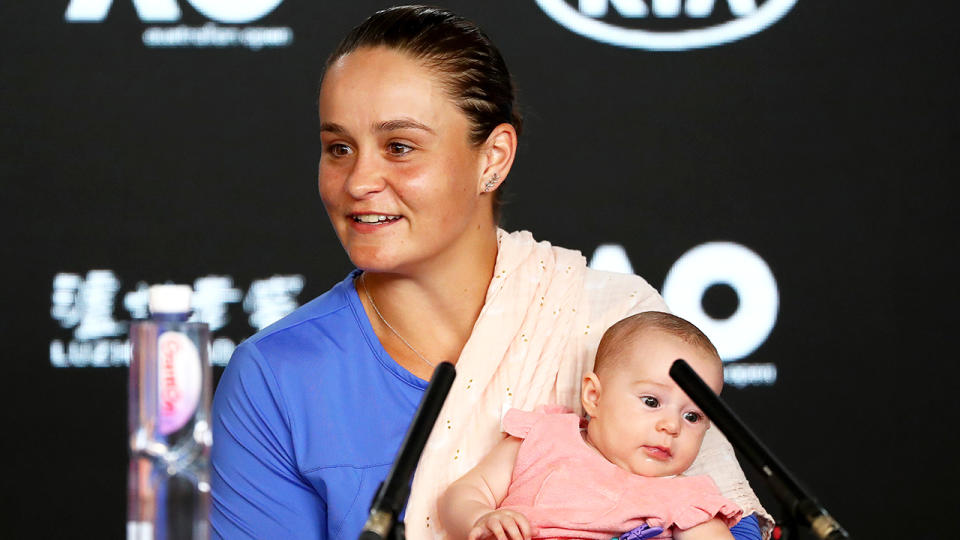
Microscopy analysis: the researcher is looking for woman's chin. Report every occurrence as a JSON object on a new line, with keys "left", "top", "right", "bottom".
{"left": 347, "top": 248, "right": 415, "bottom": 274}
{"left": 348, "top": 254, "right": 393, "bottom": 273}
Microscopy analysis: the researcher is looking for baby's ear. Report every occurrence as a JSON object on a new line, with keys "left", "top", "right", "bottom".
{"left": 581, "top": 372, "right": 602, "bottom": 417}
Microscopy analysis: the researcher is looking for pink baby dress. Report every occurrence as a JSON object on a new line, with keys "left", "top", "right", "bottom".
{"left": 499, "top": 408, "right": 743, "bottom": 539}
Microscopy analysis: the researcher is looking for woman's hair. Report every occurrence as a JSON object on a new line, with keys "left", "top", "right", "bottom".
{"left": 322, "top": 5, "right": 522, "bottom": 219}
{"left": 593, "top": 311, "right": 722, "bottom": 378}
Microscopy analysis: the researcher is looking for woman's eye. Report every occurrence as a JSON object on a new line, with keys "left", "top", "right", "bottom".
{"left": 387, "top": 142, "right": 413, "bottom": 156}
{"left": 326, "top": 143, "right": 352, "bottom": 157}
{"left": 640, "top": 396, "right": 660, "bottom": 408}
{"left": 683, "top": 411, "right": 703, "bottom": 424}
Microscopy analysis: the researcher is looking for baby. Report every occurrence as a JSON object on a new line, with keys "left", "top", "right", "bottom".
{"left": 438, "top": 311, "right": 742, "bottom": 540}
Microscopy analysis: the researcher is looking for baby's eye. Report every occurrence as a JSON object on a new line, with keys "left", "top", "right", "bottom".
{"left": 640, "top": 396, "right": 660, "bottom": 408}
{"left": 683, "top": 411, "right": 703, "bottom": 424}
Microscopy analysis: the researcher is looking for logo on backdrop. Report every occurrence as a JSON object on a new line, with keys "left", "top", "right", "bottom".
{"left": 50, "top": 271, "right": 304, "bottom": 368}
{"left": 535, "top": 0, "right": 797, "bottom": 51}
{"left": 64, "top": 0, "right": 293, "bottom": 50}
{"left": 589, "top": 241, "right": 778, "bottom": 388}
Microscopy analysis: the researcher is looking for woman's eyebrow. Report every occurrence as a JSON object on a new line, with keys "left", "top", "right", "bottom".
{"left": 376, "top": 118, "right": 436, "bottom": 134}
{"left": 319, "top": 121, "right": 346, "bottom": 134}
{"left": 320, "top": 119, "right": 436, "bottom": 135}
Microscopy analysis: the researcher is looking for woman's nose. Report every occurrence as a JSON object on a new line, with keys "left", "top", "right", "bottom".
{"left": 344, "top": 151, "right": 387, "bottom": 199}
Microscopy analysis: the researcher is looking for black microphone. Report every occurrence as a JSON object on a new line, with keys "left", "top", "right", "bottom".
{"left": 359, "top": 361, "right": 457, "bottom": 540}
{"left": 669, "top": 359, "right": 850, "bottom": 540}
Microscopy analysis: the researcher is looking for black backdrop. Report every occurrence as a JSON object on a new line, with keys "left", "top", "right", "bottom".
{"left": 3, "top": 1, "right": 957, "bottom": 538}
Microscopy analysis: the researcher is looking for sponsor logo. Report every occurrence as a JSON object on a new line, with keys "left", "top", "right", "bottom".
{"left": 535, "top": 0, "right": 798, "bottom": 51}
{"left": 157, "top": 330, "right": 202, "bottom": 435}
{"left": 64, "top": 0, "right": 292, "bottom": 50}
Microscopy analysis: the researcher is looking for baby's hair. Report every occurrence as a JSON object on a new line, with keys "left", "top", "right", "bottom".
{"left": 593, "top": 311, "right": 722, "bottom": 378}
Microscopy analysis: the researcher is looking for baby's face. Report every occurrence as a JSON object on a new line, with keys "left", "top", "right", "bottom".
{"left": 582, "top": 329, "right": 723, "bottom": 477}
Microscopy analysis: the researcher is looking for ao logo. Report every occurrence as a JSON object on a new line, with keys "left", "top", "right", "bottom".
{"left": 65, "top": 0, "right": 283, "bottom": 24}
{"left": 590, "top": 241, "right": 778, "bottom": 361}
{"left": 535, "top": 0, "right": 798, "bottom": 51}
{"left": 662, "top": 242, "right": 778, "bottom": 361}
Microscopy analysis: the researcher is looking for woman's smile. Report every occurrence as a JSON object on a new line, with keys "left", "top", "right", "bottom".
{"left": 350, "top": 213, "right": 403, "bottom": 228}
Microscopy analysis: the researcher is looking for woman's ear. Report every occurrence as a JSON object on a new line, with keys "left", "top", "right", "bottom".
{"left": 478, "top": 122, "right": 517, "bottom": 193}
{"left": 581, "top": 372, "right": 602, "bottom": 418}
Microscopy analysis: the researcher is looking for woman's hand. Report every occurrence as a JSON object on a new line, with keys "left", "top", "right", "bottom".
{"left": 468, "top": 509, "right": 538, "bottom": 540}
{"left": 672, "top": 518, "right": 735, "bottom": 540}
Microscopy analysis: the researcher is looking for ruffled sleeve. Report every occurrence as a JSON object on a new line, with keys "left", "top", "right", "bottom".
{"left": 501, "top": 405, "right": 573, "bottom": 439}
{"left": 502, "top": 408, "right": 540, "bottom": 439}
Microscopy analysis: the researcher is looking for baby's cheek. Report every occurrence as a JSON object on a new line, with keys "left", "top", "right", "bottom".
{"left": 680, "top": 432, "right": 708, "bottom": 465}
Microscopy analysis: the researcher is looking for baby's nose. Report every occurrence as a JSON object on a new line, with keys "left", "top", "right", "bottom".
{"left": 656, "top": 412, "right": 680, "bottom": 435}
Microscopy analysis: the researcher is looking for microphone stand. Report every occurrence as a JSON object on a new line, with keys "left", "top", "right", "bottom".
{"left": 359, "top": 361, "right": 457, "bottom": 540}
{"left": 669, "top": 359, "right": 850, "bottom": 540}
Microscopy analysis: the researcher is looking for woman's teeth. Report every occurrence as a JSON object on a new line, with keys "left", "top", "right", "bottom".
{"left": 353, "top": 214, "right": 401, "bottom": 223}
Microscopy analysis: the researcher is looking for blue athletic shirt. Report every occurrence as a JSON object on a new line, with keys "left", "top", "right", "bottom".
{"left": 210, "top": 271, "right": 763, "bottom": 540}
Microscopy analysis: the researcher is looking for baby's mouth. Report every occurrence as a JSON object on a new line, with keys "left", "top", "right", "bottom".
{"left": 641, "top": 445, "right": 672, "bottom": 461}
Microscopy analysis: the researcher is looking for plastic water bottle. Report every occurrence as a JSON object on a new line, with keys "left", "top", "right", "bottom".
{"left": 128, "top": 284, "right": 212, "bottom": 540}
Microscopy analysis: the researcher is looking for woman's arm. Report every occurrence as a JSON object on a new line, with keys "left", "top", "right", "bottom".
{"left": 667, "top": 514, "right": 762, "bottom": 540}
{"left": 438, "top": 436, "right": 535, "bottom": 540}
{"left": 210, "top": 343, "right": 326, "bottom": 539}
{"left": 673, "top": 518, "right": 735, "bottom": 540}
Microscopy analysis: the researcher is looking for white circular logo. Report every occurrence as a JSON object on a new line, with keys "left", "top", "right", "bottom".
{"left": 662, "top": 242, "right": 778, "bottom": 361}
{"left": 535, "top": 0, "right": 798, "bottom": 51}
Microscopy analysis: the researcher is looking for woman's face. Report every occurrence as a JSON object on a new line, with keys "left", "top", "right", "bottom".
{"left": 317, "top": 46, "right": 492, "bottom": 274}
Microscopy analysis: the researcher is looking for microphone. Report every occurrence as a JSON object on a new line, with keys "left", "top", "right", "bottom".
{"left": 669, "top": 359, "right": 850, "bottom": 540}
{"left": 359, "top": 361, "right": 457, "bottom": 540}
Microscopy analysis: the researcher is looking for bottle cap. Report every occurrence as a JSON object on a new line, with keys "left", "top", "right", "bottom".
{"left": 148, "top": 284, "right": 193, "bottom": 314}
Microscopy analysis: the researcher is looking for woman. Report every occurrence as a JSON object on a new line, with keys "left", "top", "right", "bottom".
{"left": 211, "top": 6, "right": 769, "bottom": 539}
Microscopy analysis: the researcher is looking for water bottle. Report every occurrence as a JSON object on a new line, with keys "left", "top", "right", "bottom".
{"left": 128, "top": 284, "right": 212, "bottom": 540}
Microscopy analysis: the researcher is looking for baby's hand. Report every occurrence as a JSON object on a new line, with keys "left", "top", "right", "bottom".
{"left": 468, "top": 509, "right": 538, "bottom": 540}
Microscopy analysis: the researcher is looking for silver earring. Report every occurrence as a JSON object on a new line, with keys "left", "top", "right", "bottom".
{"left": 483, "top": 173, "right": 500, "bottom": 192}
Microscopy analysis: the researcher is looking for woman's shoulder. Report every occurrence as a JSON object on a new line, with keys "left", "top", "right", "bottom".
{"left": 225, "top": 271, "right": 369, "bottom": 380}
{"left": 583, "top": 266, "right": 659, "bottom": 296}
{"left": 244, "top": 271, "right": 358, "bottom": 345}
{"left": 225, "top": 270, "right": 424, "bottom": 392}
{"left": 581, "top": 267, "right": 668, "bottom": 319}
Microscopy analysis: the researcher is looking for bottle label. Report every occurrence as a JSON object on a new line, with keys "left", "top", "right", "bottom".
{"left": 157, "top": 330, "right": 202, "bottom": 435}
